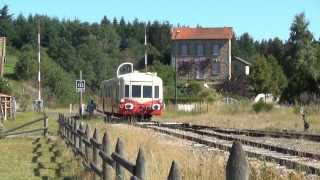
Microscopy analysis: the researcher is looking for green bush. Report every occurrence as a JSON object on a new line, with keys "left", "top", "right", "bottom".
{"left": 198, "top": 89, "right": 220, "bottom": 102}
{"left": 252, "top": 100, "right": 273, "bottom": 112}
{"left": 0, "top": 78, "right": 12, "bottom": 94}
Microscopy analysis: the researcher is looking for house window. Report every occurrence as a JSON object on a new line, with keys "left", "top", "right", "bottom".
{"left": 212, "top": 62, "right": 220, "bottom": 75}
{"left": 196, "top": 62, "right": 205, "bottom": 79}
{"left": 181, "top": 44, "right": 188, "bottom": 56}
{"left": 196, "top": 44, "right": 204, "bottom": 57}
{"left": 212, "top": 44, "right": 220, "bottom": 57}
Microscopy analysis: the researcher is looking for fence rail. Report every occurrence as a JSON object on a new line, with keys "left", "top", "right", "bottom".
{"left": 0, "top": 115, "right": 48, "bottom": 138}
{"left": 58, "top": 114, "right": 181, "bottom": 180}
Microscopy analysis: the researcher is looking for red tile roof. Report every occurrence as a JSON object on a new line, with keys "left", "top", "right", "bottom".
{"left": 171, "top": 27, "right": 233, "bottom": 40}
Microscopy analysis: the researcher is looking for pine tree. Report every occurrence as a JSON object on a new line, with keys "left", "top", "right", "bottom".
{"left": 283, "top": 12, "right": 320, "bottom": 101}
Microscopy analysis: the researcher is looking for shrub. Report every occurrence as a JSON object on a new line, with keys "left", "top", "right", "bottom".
{"left": 0, "top": 78, "right": 12, "bottom": 94}
{"left": 17, "top": 94, "right": 31, "bottom": 112}
{"left": 252, "top": 100, "right": 273, "bottom": 112}
{"left": 199, "top": 89, "right": 220, "bottom": 102}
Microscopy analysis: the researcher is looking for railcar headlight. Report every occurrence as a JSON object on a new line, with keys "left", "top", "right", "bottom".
{"left": 152, "top": 104, "right": 160, "bottom": 110}
{"left": 120, "top": 98, "right": 125, "bottom": 103}
{"left": 125, "top": 103, "right": 134, "bottom": 110}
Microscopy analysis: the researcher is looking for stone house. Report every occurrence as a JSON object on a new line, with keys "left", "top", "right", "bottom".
{"left": 171, "top": 27, "right": 249, "bottom": 83}
{"left": 232, "top": 56, "right": 251, "bottom": 79}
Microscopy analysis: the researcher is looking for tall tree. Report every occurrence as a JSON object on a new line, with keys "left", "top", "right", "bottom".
{"left": 0, "top": 5, "right": 13, "bottom": 37}
{"left": 237, "top": 33, "right": 257, "bottom": 62}
{"left": 283, "top": 12, "right": 320, "bottom": 102}
{"left": 250, "top": 55, "right": 287, "bottom": 97}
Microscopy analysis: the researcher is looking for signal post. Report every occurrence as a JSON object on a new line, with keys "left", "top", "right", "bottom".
{"left": 76, "top": 70, "right": 85, "bottom": 117}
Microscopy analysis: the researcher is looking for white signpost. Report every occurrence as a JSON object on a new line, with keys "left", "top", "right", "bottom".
{"left": 76, "top": 80, "right": 85, "bottom": 92}
{"left": 77, "top": 70, "right": 85, "bottom": 116}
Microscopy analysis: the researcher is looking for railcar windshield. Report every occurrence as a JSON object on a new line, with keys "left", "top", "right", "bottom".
{"left": 132, "top": 85, "right": 141, "bottom": 98}
{"left": 143, "top": 86, "right": 152, "bottom": 98}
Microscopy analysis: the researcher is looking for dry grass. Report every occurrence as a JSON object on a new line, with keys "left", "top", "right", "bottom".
{"left": 87, "top": 120, "right": 310, "bottom": 180}
{"left": 157, "top": 102, "right": 320, "bottom": 133}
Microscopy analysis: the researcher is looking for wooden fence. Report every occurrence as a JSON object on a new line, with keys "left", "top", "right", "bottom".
{"left": 58, "top": 114, "right": 181, "bottom": 180}
{"left": 164, "top": 98, "right": 209, "bottom": 114}
{"left": 0, "top": 114, "right": 48, "bottom": 138}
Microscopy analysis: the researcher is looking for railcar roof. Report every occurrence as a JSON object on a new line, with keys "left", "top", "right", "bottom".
{"left": 101, "top": 71, "right": 162, "bottom": 84}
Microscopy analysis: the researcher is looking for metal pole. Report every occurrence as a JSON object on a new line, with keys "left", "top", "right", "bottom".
{"left": 173, "top": 30, "right": 180, "bottom": 105}
{"left": 144, "top": 25, "right": 147, "bottom": 72}
{"left": 79, "top": 70, "right": 83, "bottom": 117}
{"left": 175, "top": 55, "right": 177, "bottom": 105}
{"left": 38, "top": 25, "right": 41, "bottom": 101}
{"left": 0, "top": 37, "right": 6, "bottom": 78}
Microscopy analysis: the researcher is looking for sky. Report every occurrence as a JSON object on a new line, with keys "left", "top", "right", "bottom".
{"left": 0, "top": 0, "right": 319, "bottom": 41}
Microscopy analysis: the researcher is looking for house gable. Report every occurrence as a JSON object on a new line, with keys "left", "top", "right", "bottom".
{"left": 171, "top": 27, "right": 233, "bottom": 82}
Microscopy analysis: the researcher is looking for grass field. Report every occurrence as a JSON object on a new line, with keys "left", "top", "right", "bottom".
{"left": 4, "top": 54, "right": 18, "bottom": 75}
{"left": 0, "top": 111, "right": 83, "bottom": 180}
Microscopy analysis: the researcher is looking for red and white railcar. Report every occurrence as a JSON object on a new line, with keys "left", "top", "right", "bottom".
{"left": 100, "top": 63, "right": 164, "bottom": 120}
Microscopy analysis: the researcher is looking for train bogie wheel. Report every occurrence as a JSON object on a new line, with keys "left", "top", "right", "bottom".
{"left": 144, "top": 115, "right": 152, "bottom": 121}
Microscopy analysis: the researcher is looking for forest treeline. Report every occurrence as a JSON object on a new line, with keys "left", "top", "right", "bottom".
{"left": 0, "top": 5, "right": 319, "bottom": 105}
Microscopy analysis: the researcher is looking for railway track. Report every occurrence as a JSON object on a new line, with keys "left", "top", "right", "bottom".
{"left": 153, "top": 122, "right": 320, "bottom": 142}
{"left": 134, "top": 122, "right": 320, "bottom": 175}
{"left": 93, "top": 111, "right": 320, "bottom": 175}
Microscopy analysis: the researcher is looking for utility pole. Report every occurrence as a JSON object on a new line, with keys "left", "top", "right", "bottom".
{"left": 38, "top": 24, "right": 41, "bottom": 102}
{"left": 0, "top": 37, "right": 6, "bottom": 78}
{"left": 33, "top": 21, "right": 43, "bottom": 112}
{"left": 144, "top": 25, "right": 148, "bottom": 72}
{"left": 79, "top": 70, "right": 83, "bottom": 117}
{"left": 174, "top": 29, "right": 180, "bottom": 105}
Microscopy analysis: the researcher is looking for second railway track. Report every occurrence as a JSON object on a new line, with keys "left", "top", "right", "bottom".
{"left": 134, "top": 121, "right": 320, "bottom": 175}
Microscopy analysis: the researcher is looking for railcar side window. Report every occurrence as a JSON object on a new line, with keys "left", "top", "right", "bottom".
{"left": 132, "top": 85, "right": 141, "bottom": 98}
{"left": 143, "top": 86, "right": 152, "bottom": 98}
{"left": 125, "top": 85, "right": 129, "bottom": 97}
{"left": 154, "top": 86, "right": 159, "bottom": 98}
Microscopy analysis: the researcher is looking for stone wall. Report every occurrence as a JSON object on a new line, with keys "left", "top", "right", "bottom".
{"left": 171, "top": 39, "right": 230, "bottom": 83}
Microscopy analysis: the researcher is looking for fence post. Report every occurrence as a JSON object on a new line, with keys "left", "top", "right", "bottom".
{"left": 57, "top": 114, "right": 60, "bottom": 135}
{"left": 92, "top": 128, "right": 99, "bottom": 180}
{"left": 115, "top": 138, "right": 125, "bottom": 180}
{"left": 226, "top": 141, "right": 249, "bottom": 180}
{"left": 63, "top": 116, "right": 67, "bottom": 139}
{"left": 71, "top": 118, "right": 75, "bottom": 145}
{"left": 61, "top": 115, "right": 64, "bottom": 138}
{"left": 73, "top": 119, "right": 78, "bottom": 149}
{"left": 67, "top": 118, "right": 70, "bottom": 142}
{"left": 43, "top": 114, "right": 48, "bottom": 137}
{"left": 78, "top": 122, "right": 83, "bottom": 155}
{"left": 85, "top": 124, "right": 91, "bottom": 162}
{"left": 167, "top": 160, "right": 180, "bottom": 180}
{"left": 102, "top": 132, "right": 111, "bottom": 180}
{"left": 69, "top": 118, "right": 73, "bottom": 143}
{"left": 134, "top": 147, "right": 146, "bottom": 180}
